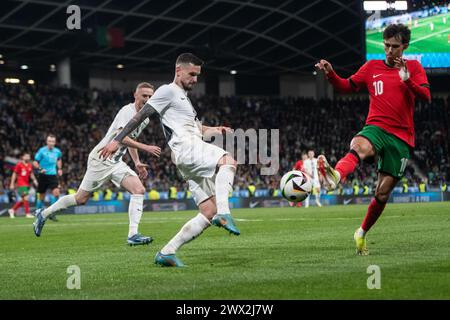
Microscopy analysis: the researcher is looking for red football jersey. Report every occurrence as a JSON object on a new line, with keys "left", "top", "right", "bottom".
{"left": 350, "top": 59, "right": 429, "bottom": 147}
{"left": 294, "top": 160, "right": 304, "bottom": 171}
{"left": 14, "top": 162, "right": 32, "bottom": 187}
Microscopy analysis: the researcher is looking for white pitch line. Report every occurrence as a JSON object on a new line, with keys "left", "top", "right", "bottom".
{"left": 410, "top": 26, "right": 450, "bottom": 44}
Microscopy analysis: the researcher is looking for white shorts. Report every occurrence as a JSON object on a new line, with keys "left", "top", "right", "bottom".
{"left": 172, "top": 138, "right": 228, "bottom": 180}
{"left": 188, "top": 175, "right": 216, "bottom": 206}
{"left": 79, "top": 157, "right": 137, "bottom": 192}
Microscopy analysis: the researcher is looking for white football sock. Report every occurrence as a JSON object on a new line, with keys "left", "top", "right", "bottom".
{"left": 43, "top": 194, "right": 77, "bottom": 218}
{"left": 128, "top": 194, "right": 144, "bottom": 238}
{"left": 304, "top": 195, "right": 310, "bottom": 208}
{"left": 357, "top": 227, "right": 366, "bottom": 237}
{"left": 315, "top": 192, "right": 321, "bottom": 206}
{"left": 215, "top": 164, "right": 236, "bottom": 215}
{"left": 160, "top": 213, "right": 210, "bottom": 255}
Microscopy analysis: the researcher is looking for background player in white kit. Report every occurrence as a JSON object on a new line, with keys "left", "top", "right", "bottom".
{"left": 100, "top": 53, "right": 240, "bottom": 267}
{"left": 303, "top": 150, "right": 322, "bottom": 208}
{"left": 33, "top": 83, "right": 161, "bottom": 246}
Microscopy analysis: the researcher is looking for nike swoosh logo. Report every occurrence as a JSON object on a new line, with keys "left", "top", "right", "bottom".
{"left": 343, "top": 199, "right": 352, "bottom": 205}
{"left": 249, "top": 201, "right": 259, "bottom": 208}
{"left": 373, "top": 74, "right": 383, "bottom": 78}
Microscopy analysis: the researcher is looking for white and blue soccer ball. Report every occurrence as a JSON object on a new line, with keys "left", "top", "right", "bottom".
{"left": 280, "top": 170, "right": 312, "bottom": 202}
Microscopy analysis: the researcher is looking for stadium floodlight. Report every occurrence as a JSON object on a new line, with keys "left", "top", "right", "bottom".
{"left": 0, "top": 54, "right": 3, "bottom": 58}
{"left": 230, "top": 70, "right": 237, "bottom": 75}
{"left": 363, "top": 1, "right": 408, "bottom": 11}
{"left": 20, "top": 64, "right": 28, "bottom": 70}
{"left": 364, "top": 1, "right": 387, "bottom": 11}
{"left": 116, "top": 64, "right": 124, "bottom": 69}
{"left": 0, "top": 60, "right": 4, "bottom": 65}
{"left": 5, "top": 78, "right": 20, "bottom": 84}
{"left": 49, "top": 64, "right": 56, "bottom": 72}
{"left": 394, "top": 1, "right": 407, "bottom": 10}
{"left": 27, "top": 79, "right": 35, "bottom": 85}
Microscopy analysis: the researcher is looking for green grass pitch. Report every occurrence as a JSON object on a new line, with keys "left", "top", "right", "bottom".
{"left": 366, "top": 13, "right": 450, "bottom": 53}
{"left": 0, "top": 202, "right": 449, "bottom": 299}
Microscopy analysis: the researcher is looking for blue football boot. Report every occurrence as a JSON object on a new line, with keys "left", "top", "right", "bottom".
{"left": 33, "top": 208, "right": 47, "bottom": 237}
{"left": 127, "top": 233, "right": 153, "bottom": 246}
{"left": 154, "top": 251, "right": 185, "bottom": 267}
{"left": 211, "top": 214, "right": 240, "bottom": 235}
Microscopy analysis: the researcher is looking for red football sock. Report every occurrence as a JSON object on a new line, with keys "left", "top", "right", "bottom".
{"left": 361, "top": 198, "right": 386, "bottom": 232}
{"left": 12, "top": 201, "right": 23, "bottom": 211}
{"left": 335, "top": 152, "right": 360, "bottom": 183}
{"left": 23, "top": 200, "right": 30, "bottom": 213}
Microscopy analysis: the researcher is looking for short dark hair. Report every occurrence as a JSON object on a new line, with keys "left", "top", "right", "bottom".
{"left": 47, "top": 134, "right": 56, "bottom": 139}
{"left": 176, "top": 53, "right": 204, "bottom": 66}
{"left": 383, "top": 24, "right": 411, "bottom": 44}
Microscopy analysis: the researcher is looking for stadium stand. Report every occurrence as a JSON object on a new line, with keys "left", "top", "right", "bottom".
{"left": 0, "top": 83, "right": 448, "bottom": 201}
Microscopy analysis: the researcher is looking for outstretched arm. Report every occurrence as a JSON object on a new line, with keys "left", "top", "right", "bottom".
{"left": 122, "top": 136, "right": 161, "bottom": 157}
{"left": 315, "top": 59, "right": 357, "bottom": 93}
{"left": 202, "top": 125, "right": 233, "bottom": 135}
{"left": 326, "top": 71, "right": 356, "bottom": 93}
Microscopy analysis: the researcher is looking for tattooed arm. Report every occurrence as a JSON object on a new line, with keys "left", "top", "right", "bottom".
{"left": 115, "top": 103, "right": 157, "bottom": 142}
{"left": 98, "top": 103, "right": 157, "bottom": 159}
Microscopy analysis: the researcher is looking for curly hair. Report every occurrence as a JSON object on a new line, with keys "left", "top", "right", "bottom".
{"left": 383, "top": 24, "right": 411, "bottom": 44}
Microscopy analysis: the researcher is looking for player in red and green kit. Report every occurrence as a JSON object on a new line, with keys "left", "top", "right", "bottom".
{"left": 8, "top": 152, "right": 39, "bottom": 218}
{"left": 314, "top": 24, "right": 431, "bottom": 255}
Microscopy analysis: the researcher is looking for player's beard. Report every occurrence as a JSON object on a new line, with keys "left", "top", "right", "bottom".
{"left": 181, "top": 81, "right": 194, "bottom": 91}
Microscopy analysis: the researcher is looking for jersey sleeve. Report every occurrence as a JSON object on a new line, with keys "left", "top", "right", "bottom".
{"left": 410, "top": 60, "right": 429, "bottom": 86}
{"left": 115, "top": 107, "right": 131, "bottom": 129}
{"left": 148, "top": 85, "right": 174, "bottom": 114}
{"left": 349, "top": 61, "right": 370, "bottom": 90}
{"left": 13, "top": 164, "right": 20, "bottom": 174}
{"left": 34, "top": 148, "right": 42, "bottom": 162}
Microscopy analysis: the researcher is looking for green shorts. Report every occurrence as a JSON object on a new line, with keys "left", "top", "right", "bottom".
{"left": 356, "top": 125, "right": 411, "bottom": 178}
{"left": 17, "top": 186, "right": 29, "bottom": 196}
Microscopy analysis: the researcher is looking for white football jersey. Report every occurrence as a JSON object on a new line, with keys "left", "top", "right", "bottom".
{"left": 303, "top": 158, "right": 319, "bottom": 181}
{"left": 148, "top": 82, "right": 203, "bottom": 153}
{"left": 90, "top": 103, "right": 149, "bottom": 164}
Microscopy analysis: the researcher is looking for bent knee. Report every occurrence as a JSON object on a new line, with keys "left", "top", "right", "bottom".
{"left": 350, "top": 138, "right": 375, "bottom": 160}
{"left": 199, "top": 201, "right": 217, "bottom": 220}
{"left": 75, "top": 196, "right": 89, "bottom": 205}
{"left": 202, "top": 210, "right": 216, "bottom": 221}
{"left": 219, "top": 155, "right": 237, "bottom": 168}
{"left": 374, "top": 190, "right": 390, "bottom": 203}
{"left": 131, "top": 185, "right": 146, "bottom": 195}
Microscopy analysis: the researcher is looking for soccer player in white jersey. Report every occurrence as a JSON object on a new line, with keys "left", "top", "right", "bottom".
{"left": 33, "top": 83, "right": 161, "bottom": 246}
{"left": 99, "top": 53, "right": 240, "bottom": 267}
{"left": 303, "top": 150, "right": 322, "bottom": 208}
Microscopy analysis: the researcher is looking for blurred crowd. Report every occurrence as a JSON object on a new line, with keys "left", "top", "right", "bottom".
{"left": 0, "top": 83, "right": 448, "bottom": 198}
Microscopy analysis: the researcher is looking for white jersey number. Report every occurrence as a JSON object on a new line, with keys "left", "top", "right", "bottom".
{"left": 373, "top": 80, "right": 383, "bottom": 96}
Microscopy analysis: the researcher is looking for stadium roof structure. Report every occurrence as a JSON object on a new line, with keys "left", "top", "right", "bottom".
{"left": 0, "top": 0, "right": 365, "bottom": 75}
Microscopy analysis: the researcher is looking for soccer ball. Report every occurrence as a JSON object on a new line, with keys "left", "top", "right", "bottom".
{"left": 280, "top": 170, "right": 312, "bottom": 202}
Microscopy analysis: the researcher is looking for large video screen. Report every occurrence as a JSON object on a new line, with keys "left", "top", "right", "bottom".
{"left": 366, "top": 4, "right": 450, "bottom": 68}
